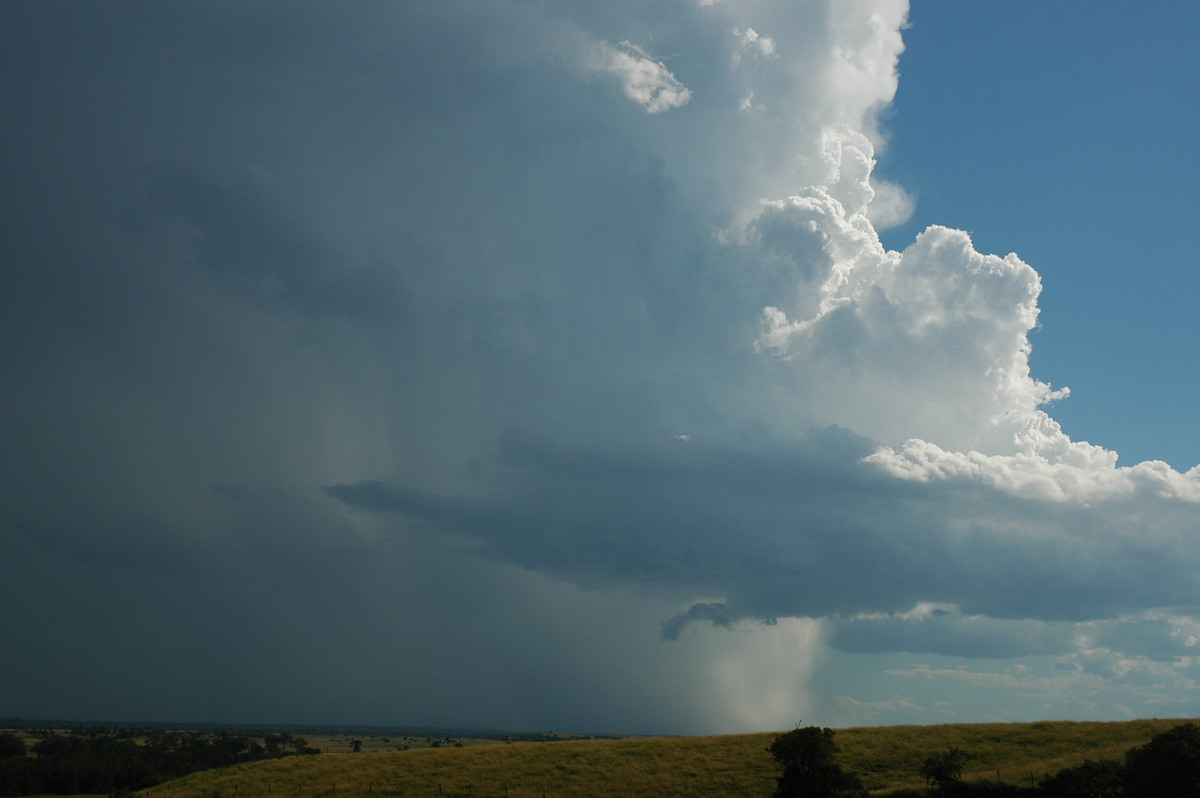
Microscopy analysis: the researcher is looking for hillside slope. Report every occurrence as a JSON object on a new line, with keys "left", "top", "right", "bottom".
{"left": 135, "top": 718, "right": 1196, "bottom": 797}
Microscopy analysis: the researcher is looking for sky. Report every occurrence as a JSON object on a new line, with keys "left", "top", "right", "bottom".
{"left": 2, "top": 1, "right": 1199, "bottom": 735}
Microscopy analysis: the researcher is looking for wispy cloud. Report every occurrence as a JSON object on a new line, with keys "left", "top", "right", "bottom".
{"left": 591, "top": 40, "right": 692, "bottom": 113}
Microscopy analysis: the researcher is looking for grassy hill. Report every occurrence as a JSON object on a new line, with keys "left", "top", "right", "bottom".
{"left": 134, "top": 718, "right": 1196, "bottom": 798}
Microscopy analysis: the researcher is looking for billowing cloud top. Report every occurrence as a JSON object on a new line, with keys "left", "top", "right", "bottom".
{"left": 2, "top": 0, "right": 1198, "bottom": 733}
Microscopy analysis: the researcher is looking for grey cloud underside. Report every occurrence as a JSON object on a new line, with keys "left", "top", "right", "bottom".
{"left": 660, "top": 602, "right": 737, "bottom": 641}
{"left": 327, "top": 429, "right": 1200, "bottom": 641}
{"left": 829, "top": 613, "right": 1074, "bottom": 659}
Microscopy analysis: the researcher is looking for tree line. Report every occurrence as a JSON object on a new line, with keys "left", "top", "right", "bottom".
{"left": 769, "top": 722, "right": 1200, "bottom": 797}
{"left": 0, "top": 729, "right": 319, "bottom": 796}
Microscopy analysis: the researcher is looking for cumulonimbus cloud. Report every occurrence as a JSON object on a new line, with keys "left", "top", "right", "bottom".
{"left": 321, "top": 0, "right": 1200, "bottom": 665}
{"left": 5, "top": 0, "right": 1199, "bottom": 731}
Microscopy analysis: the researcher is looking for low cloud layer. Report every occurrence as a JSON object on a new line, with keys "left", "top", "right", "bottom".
{"left": 3, "top": 0, "right": 1198, "bottom": 732}
{"left": 328, "top": 424, "right": 1200, "bottom": 632}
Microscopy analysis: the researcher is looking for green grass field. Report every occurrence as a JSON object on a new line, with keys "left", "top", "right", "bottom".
{"left": 130, "top": 718, "right": 1195, "bottom": 797}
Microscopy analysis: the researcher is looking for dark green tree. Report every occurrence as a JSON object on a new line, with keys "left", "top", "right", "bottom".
{"left": 1038, "top": 759, "right": 1122, "bottom": 798}
{"left": 0, "top": 733, "right": 24, "bottom": 758}
{"left": 31, "top": 734, "right": 87, "bottom": 759}
{"left": 1122, "top": 722, "right": 1200, "bottom": 798}
{"left": 767, "top": 725, "right": 867, "bottom": 798}
{"left": 262, "top": 733, "right": 284, "bottom": 758}
{"left": 920, "top": 747, "right": 971, "bottom": 793}
{"left": 290, "top": 735, "right": 317, "bottom": 755}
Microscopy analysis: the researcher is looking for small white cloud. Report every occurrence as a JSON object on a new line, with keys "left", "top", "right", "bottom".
{"left": 732, "top": 26, "right": 777, "bottom": 65}
{"left": 887, "top": 664, "right": 1065, "bottom": 691}
{"left": 592, "top": 40, "right": 691, "bottom": 113}
{"left": 738, "top": 91, "right": 765, "bottom": 113}
{"left": 833, "top": 694, "right": 927, "bottom": 719}
{"left": 867, "top": 177, "right": 915, "bottom": 230}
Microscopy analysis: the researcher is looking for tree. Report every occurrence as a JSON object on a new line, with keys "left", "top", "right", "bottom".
{"left": 0, "top": 732, "right": 25, "bottom": 758}
{"left": 1038, "top": 759, "right": 1122, "bottom": 798}
{"left": 920, "top": 747, "right": 971, "bottom": 793}
{"left": 1122, "top": 722, "right": 1200, "bottom": 798}
{"left": 768, "top": 726, "right": 867, "bottom": 798}
{"left": 32, "top": 734, "right": 86, "bottom": 759}
{"left": 263, "top": 733, "right": 284, "bottom": 758}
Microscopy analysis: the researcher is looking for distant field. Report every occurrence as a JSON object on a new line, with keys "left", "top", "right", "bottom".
{"left": 133, "top": 718, "right": 1197, "bottom": 797}
{"left": 308, "top": 733, "right": 521, "bottom": 754}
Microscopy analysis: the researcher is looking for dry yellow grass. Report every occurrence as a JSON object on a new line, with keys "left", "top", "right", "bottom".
{"left": 833, "top": 718, "right": 1195, "bottom": 792}
{"left": 137, "top": 735, "right": 778, "bottom": 798}
{"left": 134, "top": 718, "right": 1198, "bottom": 798}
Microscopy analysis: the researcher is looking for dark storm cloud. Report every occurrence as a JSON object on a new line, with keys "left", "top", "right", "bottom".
{"left": 146, "top": 167, "right": 410, "bottom": 321}
{"left": 661, "top": 603, "right": 737, "bottom": 641}
{"left": 2, "top": 0, "right": 820, "bottom": 731}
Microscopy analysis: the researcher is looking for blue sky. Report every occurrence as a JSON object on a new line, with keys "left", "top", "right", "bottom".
{"left": 878, "top": 2, "right": 1200, "bottom": 471}
{"left": 2, "top": 1, "right": 1199, "bottom": 734}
